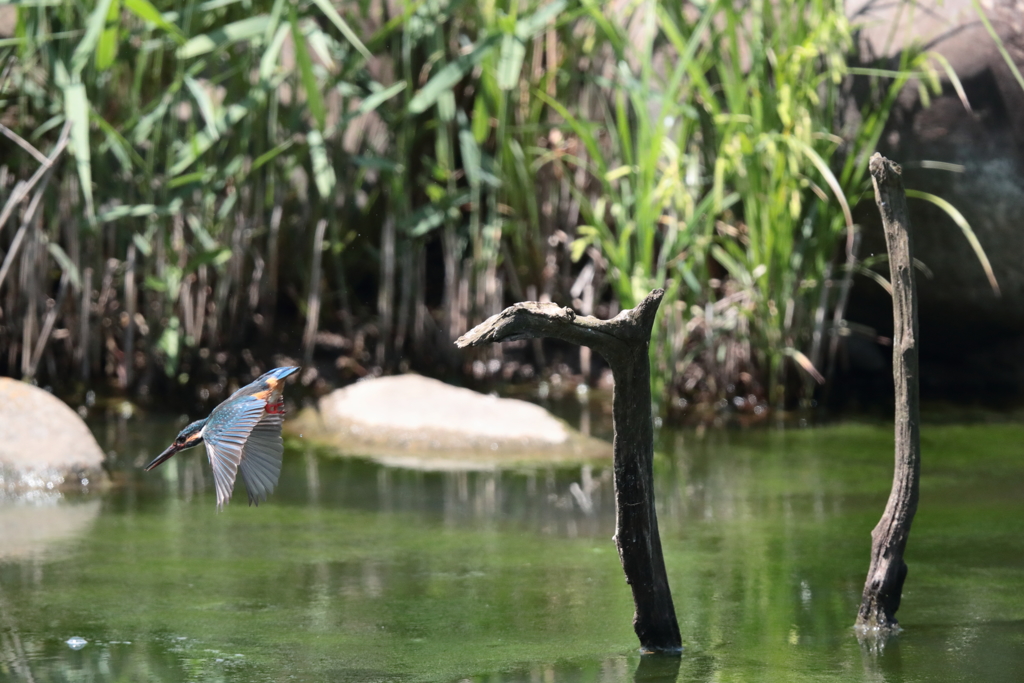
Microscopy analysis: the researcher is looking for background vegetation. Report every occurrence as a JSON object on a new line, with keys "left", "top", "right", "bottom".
{"left": 0, "top": 0, "right": 991, "bottom": 413}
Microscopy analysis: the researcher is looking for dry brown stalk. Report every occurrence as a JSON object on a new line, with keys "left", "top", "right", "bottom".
{"left": 856, "top": 153, "right": 921, "bottom": 632}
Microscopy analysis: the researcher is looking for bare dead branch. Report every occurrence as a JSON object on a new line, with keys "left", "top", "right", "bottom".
{"left": 457, "top": 287, "right": 681, "bottom": 653}
{"left": 856, "top": 153, "right": 921, "bottom": 632}
{"left": 456, "top": 289, "right": 665, "bottom": 364}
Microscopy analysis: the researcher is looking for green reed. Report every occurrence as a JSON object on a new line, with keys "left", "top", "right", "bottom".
{"left": 536, "top": 0, "right": 991, "bottom": 408}
{"left": 0, "top": 0, "right": 994, "bottom": 411}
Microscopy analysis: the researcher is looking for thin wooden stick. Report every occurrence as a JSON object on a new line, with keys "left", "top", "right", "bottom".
{"left": 0, "top": 221, "right": 29, "bottom": 292}
{"left": 394, "top": 243, "right": 414, "bottom": 357}
{"left": 377, "top": 216, "right": 395, "bottom": 367}
{"left": 20, "top": 227, "right": 38, "bottom": 378}
{"left": 79, "top": 267, "right": 93, "bottom": 381}
{"left": 180, "top": 275, "right": 195, "bottom": 341}
{"left": 442, "top": 227, "right": 459, "bottom": 343}
{"left": 266, "top": 203, "right": 282, "bottom": 328}
{"left": 0, "top": 121, "right": 71, "bottom": 236}
{"left": 826, "top": 229, "right": 862, "bottom": 387}
{"left": 0, "top": 122, "right": 50, "bottom": 167}
{"left": 27, "top": 271, "right": 70, "bottom": 379}
{"left": 248, "top": 253, "right": 264, "bottom": 314}
{"left": 302, "top": 219, "right": 327, "bottom": 369}
{"left": 414, "top": 248, "right": 426, "bottom": 347}
{"left": 97, "top": 258, "right": 117, "bottom": 377}
{"left": 122, "top": 241, "right": 137, "bottom": 389}
{"left": 227, "top": 214, "right": 246, "bottom": 338}
{"left": 809, "top": 260, "right": 832, "bottom": 372}
{"left": 0, "top": 152, "right": 63, "bottom": 291}
{"left": 856, "top": 153, "right": 921, "bottom": 631}
{"left": 195, "top": 264, "right": 208, "bottom": 348}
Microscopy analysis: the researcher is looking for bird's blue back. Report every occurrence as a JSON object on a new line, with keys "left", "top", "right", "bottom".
{"left": 226, "top": 366, "right": 299, "bottom": 401}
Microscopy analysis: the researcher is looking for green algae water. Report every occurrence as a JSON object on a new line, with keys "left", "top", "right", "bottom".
{"left": 3, "top": 418, "right": 1024, "bottom": 682}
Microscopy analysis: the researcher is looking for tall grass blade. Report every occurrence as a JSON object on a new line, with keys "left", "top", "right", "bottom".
{"left": 786, "top": 136, "right": 853, "bottom": 233}
{"left": 124, "top": 0, "right": 186, "bottom": 43}
{"left": 91, "top": 111, "right": 142, "bottom": 171}
{"left": 184, "top": 76, "right": 221, "bottom": 140}
{"left": 169, "top": 101, "right": 252, "bottom": 175}
{"left": 785, "top": 347, "right": 824, "bottom": 384}
{"left": 63, "top": 81, "right": 95, "bottom": 220}
{"left": 47, "top": 242, "right": 82, "bottom": 289}
{"left": 358, "top": 81, "right": 406, "bottom": 114}
{"left": 96, "top": 0, "right": 121, "bottom": 71}
{"left": 514, "top": 0, "right": 566, "bottom": 39}
{"left": 927, "top": 53, "right": 973, "bottom": 114}
{"left": 71, "top": 0, "right": 115, "bottom": 76}
{"left": 408, "top": 34, "right": 501, "bottom": 114}
{"left": 308, "top": 129, "right": 336, "bottom": 199}
{"left": 497, "top": 33, "right": 526, "bottom": 91}
{"left": 291, "top": 11, "right": 326, "bottom": 131}
{"left": 251, "top": 139, "right": 294, "bottom": 172}
{"left": 905, "top": 188, "right": 999, "bottom": 295}
{"left": 96, "top": 201, "right": 182, "bottom": 223}
{"left": 309, "top": 0, "right": 371, "bottom": 61}
{"left": 157, "top": 316, "right": 181, "bottom": 375}
{"left": 305, "top": 25, "right": 336, "bottom": 70}
{"left": 972, "top": 0, "right": 1024, "bottom": 93}
{"left": 533, "top": 89, "right": 607, "bottom": 177}
{"left": 852, "top": 262, "right": 893, "bottom": 295}
{"left": 458, "top": 122, "right": 482, "bottom": 188}
{"left": 177, "top": 16, "right": 271, "bottom": 59}
{"left": 259, "top": 23, "right": 290, "bottom": 80}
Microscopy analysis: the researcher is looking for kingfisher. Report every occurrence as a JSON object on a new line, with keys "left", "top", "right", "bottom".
{"left": 145, "top": 366, "right": 299, "bottom": 509}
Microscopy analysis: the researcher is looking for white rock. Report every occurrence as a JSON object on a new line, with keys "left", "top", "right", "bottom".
{"left": 299, "top": 375, "right": 610, "bottom": 467}
{"left": 322, "top": 375, "right": 568, "bottom": 444}
{"left": 0, "top": 378, "right": 107, "bottom": 492}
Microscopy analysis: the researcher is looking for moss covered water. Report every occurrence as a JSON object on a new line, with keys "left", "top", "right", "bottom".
{"left": 2, "top": 419, "right": 1024, "bottom": 682}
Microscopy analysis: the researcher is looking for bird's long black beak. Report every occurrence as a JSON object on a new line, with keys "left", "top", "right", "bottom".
{"left": 145, "top": 444, "right": 179, "bottom": 471}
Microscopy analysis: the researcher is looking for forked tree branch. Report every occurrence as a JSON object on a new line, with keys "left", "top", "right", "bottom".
{"left": 458, "top": 288, "right": 682, "bottom": 653}
{"left": 456, "top": 289, "right": 664, "bottom": 358}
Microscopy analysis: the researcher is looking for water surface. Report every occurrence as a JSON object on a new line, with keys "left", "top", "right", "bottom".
{"left": 2, "top": 417, "right": 1023, "bottom": 682}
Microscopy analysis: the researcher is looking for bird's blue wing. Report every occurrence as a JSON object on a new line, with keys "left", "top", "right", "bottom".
{"left": 203, "top": 397, "right": 266, "bottom": 509}
{"left": 237, "top": 408, "right": 285, "bottom": 506}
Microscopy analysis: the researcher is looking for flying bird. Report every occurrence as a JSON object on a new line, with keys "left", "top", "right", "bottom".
{"left": 145, "top": 366, "right": 299, "bottom": 509}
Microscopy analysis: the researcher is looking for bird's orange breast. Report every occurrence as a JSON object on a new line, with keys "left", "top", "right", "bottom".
{"left": 251, "top": 376, "right": 281, "bottom": 402}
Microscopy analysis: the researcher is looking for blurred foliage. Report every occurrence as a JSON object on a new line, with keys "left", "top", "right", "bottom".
{"left": 0, "top": 0, "right": 992, "bottom": 410}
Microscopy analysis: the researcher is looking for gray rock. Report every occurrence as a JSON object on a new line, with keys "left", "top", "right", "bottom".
{"left": 293, "top": 375, "right": 610, "bottom": 469}
{"left": 845, "top": 1, "right": 1024, "bottom": 393}
{"left": 0, "top": 378, "right": 107, "bottom": 493}
{"left": 852, "top": 0, "right": 1024, "bottom": 318}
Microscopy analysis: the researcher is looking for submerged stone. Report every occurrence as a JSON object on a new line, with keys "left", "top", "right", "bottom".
{"left": 292, "top": 374, "right": 610, "bottom": 469}
{"left": 0, "top": 378, "right": 108, "bottom": 494}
